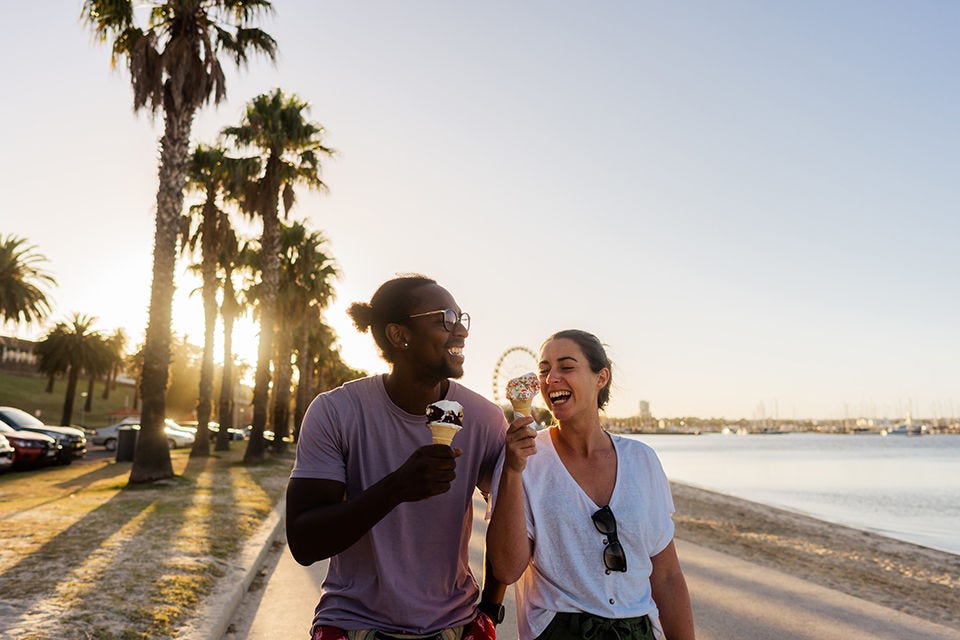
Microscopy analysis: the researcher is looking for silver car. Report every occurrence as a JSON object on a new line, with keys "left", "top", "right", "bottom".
{"left": 89, "top": 418, "right": 195, "bottom": 450}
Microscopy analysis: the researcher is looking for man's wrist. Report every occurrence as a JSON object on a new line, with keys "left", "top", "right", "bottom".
{"left": 478, "top": 600, "right": 505, "bottom": 625}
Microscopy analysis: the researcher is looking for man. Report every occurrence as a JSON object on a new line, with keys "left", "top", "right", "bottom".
{"left": 287, "top": 275, "right": 508, "bottom": 639}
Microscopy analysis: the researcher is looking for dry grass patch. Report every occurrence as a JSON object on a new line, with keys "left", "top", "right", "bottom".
{"left": 0, "top": 447, "right": 292, "bottom": 639}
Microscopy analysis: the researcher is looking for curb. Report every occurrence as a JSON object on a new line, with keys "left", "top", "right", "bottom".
{"left": 178, "top": 497, "right": 287, "bottom": 640}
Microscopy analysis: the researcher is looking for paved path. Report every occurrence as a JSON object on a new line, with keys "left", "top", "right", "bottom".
{"left": 224, "top": 493, "right": 959, "bottom": 640}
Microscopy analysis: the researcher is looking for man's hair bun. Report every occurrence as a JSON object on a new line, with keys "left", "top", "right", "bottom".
{"left": 347, "top": 302, "right": 374, "bottom": 333}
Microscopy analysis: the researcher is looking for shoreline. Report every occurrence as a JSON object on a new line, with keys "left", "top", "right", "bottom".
{"left": 671, "top": 482, "right": 960, "bottom": 631}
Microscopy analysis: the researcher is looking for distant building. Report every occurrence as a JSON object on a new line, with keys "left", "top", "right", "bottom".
{"left": 638, "top": 400, "right": 651, "bottom": 418}
{"left": 0, "top": 336, "right": 39, "bottom": 373}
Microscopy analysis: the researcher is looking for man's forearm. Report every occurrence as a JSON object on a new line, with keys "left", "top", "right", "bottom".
{"left": 287, "top": 474, "right": 403, "bottom": 564}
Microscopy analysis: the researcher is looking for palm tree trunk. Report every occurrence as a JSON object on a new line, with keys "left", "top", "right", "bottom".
{"left": 46, "top": 374, "right": 55, "bottom": 393}
{"left": 270, "top": 321, "right": 294, "bottom": 453}
{"left": 293, "top": 322, "right": 313, "bottom": 442}
{"left": 130, "top": 105, "right": 193, "bottom": 483}
{"left": 101, "top": 365, "right": 115, "bottom": 400}
{"left": 244, "top": 167, "right": 282, "bottom": 464}
{"left": 61, "top": 365, "right": 79, "bottom": 426}
{"left": 216, "top": 276, "right": 237, "bottom": 452}
{"left": 85, "top": 375, "right": 95, "bottom": 412}
{"left": 191, "top": 201, "right": 219, "bottom": 458}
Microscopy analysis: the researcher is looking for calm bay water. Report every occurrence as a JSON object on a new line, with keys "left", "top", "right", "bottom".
{"left": 623, "top": 432, "right": 960, "bottom": 556}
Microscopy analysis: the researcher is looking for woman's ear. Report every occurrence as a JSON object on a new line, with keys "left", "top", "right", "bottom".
{"left": 385, "top": 323, "right": 410, "bottom": 351}
{"left": 596, "top": 368, "right": 610, "bottom": 390}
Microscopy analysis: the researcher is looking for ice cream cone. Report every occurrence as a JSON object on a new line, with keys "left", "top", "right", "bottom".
{"left": 509, "top": 398, "right": 533, "bottom": 420}
{"left": 428, "top": 421, "right": 462, "bottom": 446}
{"left": 506, "top": 372, "right": 540, "bottom": 423}
{"left": 425, "top": 400, "right": 464, "bottom": 446}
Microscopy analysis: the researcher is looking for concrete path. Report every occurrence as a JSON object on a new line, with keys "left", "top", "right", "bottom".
{"left": 223, "top": 493, "right": 959, "bottom": 640}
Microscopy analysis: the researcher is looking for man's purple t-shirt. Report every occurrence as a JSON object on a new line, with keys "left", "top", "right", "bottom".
{"left": 291, "top": 375, "right": 507, "bottom": 635}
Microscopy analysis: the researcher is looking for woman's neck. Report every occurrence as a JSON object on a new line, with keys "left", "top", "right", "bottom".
{"left": 553, "top": 413, "right": 609, "bottom": 456}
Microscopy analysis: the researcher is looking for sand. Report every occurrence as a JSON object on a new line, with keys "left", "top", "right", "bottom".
{"left": 670, "top": 482, "right": 960, "bottom": 632}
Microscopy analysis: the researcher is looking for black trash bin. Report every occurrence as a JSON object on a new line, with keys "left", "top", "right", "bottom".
{"left": 116, "top": 425, "right": 140, "bottom": 462}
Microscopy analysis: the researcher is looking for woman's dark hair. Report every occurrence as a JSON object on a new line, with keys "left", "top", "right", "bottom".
{"left": 543, "top": 329, "right": 613, "bottom": 409}
{"left": 347, "top": 274, "right": 437, "bottom": 362}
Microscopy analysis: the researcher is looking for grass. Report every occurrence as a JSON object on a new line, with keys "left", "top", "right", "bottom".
{"left": 0, "top": 446, "right": 292, "bottom": 639}
{"left": 0, "top": 370, "right": 138, "bottom": 428}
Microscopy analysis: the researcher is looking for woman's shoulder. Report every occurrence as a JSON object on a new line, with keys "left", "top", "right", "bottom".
{"left": 610, "top": 433, "right": 661, "bottom": 460}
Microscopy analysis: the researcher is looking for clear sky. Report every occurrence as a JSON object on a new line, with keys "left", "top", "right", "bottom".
{"left": 2, "top": 2, "right": 958, "bottom": 420}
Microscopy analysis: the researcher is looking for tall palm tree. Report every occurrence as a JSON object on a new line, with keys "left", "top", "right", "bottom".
{"left": 0, "top": 234, "right": 56, "bottom": 326}
{"left": 221, "top": 89, "right": 333, "bottom": 463}
{"left": 215, "top": 236, "right": 253, "bottom": 451}
{"left": 34, "top": 314, "right": 107, "bottom": 426}
{"left": 273, "top": 221, "right": 338, "bottom": 452}
{"left": 81, "top": 0, "right": 276, "bottom": 483}
{"left": 182, "top": 144, "right": 259, "bottom": 457}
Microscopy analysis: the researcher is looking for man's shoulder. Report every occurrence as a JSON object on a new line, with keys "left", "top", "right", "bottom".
{"left": 321, "top": 375, "right": 379, "bottom": 401}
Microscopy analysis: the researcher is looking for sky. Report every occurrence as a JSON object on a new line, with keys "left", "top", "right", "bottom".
{"left": 1, "top": 1, "right": 958, "bottom": 420}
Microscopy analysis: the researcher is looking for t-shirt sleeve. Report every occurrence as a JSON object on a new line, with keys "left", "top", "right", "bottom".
{"left": 475, "top": 403, "right": 508, "bottom": 495}
{"left": 290, "top": 392, "right": 347, "bottom": 482}
{"left": 646, "top": 447, "right": 676, "bottom": 555}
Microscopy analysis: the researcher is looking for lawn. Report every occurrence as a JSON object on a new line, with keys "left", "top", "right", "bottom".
{"left": 0, "top": 370, "right": 138, "bottom": 429}
{"left": 0, "top": 446, "right": 292, "bottom": 639}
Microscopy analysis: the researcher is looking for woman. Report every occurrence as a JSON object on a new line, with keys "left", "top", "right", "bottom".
{"left": 487, "top": 330, "right": 695, "bottom": 640}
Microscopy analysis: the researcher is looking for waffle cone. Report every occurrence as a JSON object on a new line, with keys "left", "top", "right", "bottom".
{"left": 428, "top": 422, "right": 462, "bottom": 446}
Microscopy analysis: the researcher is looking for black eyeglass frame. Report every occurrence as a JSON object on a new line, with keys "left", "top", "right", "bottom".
{"left": 406, "top": 308, "right": 470, "bottom": 332}
{"left": 591, "top": 505, "right": 628, "bottom": 573}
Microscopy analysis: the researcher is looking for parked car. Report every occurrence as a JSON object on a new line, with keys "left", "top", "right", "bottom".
{"left": 0, "top": 407, "right": 86, "bottom": 464}
{"left": 88, "top": 417, "right": 195, "bottom": 450}
{"left": 179, "top": 420, "right": 247, "bottom": 442}
{"left": 163, "top": 420, "right": 196, "bottom": 449}
{"left": 0, "top": 433, "right": 15, "bottom": 471}
{"left": 0, "top": 423, "right": 59, "bottom": 466}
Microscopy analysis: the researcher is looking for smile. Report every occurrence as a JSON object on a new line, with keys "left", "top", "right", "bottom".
{"left": 549, "top": 390, "right": 571, "bottom": 405}
{"left": 447, "top": 347, "right": 464, "bottom": 360}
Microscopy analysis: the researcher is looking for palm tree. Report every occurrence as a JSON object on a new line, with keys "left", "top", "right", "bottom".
{"left": 35, "top": 314, "right": 107, "bottom": 426}
{"left": 81, "top": 0, "right": 276, "bottom": 483}
{"left": 0, "top": 234, "right": 56, "bottom": 326}
{"left": 100, "top": 329, "right": 129, "bottom": 400}
{"left": 182, "top": 144, "right": 258, "bottom": 457}
{"left": 214, "top": 236, "right": 252, "bottom": 451}
{"left": 273, "top": 221, "right": 338, "bottom": 452}
{"left": 221, "top": 89, "right": 333, "bottom": 463}
{"left": 293, "top": 319, "right": 335, "bottom": 441}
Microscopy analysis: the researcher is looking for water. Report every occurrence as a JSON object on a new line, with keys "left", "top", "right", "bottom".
{"left": 623, "top": 432, "right": 960, "bottom": 555}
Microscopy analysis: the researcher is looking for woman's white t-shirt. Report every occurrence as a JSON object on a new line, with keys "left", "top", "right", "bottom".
{"left": 491, "top": 429, "right": 675, "bottom": 640}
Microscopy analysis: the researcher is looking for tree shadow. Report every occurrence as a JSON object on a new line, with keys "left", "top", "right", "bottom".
{"left": 54, "top": 460, "right": 130, "bottom": 491}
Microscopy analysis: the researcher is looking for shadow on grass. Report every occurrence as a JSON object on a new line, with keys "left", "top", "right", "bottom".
{"left": 0, "top": 489, "right": 155, "bottom": 602}
{"left": 238, "top": 449, "right": 295, "bottom": 498}
{"left": 0, "top": 449, "right": 290, "bottom": 638}
{"left": 54, "top": 460, "right": 130, "bottom": 491}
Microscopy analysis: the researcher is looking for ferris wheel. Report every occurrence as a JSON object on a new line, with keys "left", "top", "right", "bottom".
{"left": 492, "top": 346, "right": 538, "bottom": 405}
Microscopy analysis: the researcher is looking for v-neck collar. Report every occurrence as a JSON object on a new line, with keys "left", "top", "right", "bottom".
{"left": 543, "top": 428, "right": 621, "bottom": 510}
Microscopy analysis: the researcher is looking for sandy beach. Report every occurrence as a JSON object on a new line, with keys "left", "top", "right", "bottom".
{"left": 670, "top": 482, "right": 960, "bottom": 632}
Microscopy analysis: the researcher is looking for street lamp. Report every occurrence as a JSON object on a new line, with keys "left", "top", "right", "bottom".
{"left": 80, "top": 392, "right": 88, "bottom": 426}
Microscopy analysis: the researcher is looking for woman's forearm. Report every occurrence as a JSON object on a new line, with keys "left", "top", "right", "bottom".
{"left": 486, "top": 468, "right": 532, "bottom": 583}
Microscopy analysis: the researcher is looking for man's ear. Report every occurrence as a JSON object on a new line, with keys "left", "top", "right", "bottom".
{"left": 385, "top": 322, "right": 410, "bottom": 350}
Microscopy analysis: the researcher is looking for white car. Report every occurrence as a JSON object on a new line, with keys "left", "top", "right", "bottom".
{"left": 89, "top": 418, "right": 195, "bottom": 450}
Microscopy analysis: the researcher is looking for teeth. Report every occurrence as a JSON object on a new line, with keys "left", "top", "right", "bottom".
{"left": 448, "top": 347, "right": 463, "bottom": 356}
{"left": 549, "top": 391, "right": 571, "bottom": 401}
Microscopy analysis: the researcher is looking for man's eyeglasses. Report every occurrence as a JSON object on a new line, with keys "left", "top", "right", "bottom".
{"left": 406, "top": 308, "right": 470, "bottom": 332}
{"left": 591, "top": 505, "right": 627, "bottom": 573}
